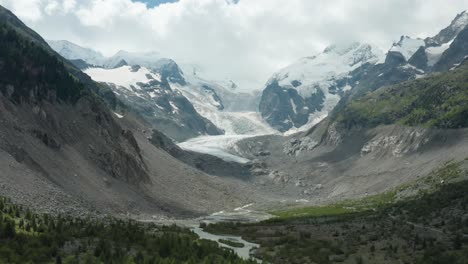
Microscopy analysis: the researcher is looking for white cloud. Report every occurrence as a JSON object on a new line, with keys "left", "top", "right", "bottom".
{"left": 1, "top": 0, "right": 44, "bottom": 21}
{"left": 62, "top": 0, "right": 76, "bottom": 13}
{"left": 45, "top": 1, "right": 60, "bottom": 15}
{"left": 0, "top": 0, "right": 466, "bottom": 90}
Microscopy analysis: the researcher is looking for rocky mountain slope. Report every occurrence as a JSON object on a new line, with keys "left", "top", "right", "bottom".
{"left": 84, "top": 65, "right": 223, "bottom": 141}
{"left": 48, "top": 41, "right": 224, "bottom": 141}
{"left": 0, "top": 5, "right": 261, "bottom": 218}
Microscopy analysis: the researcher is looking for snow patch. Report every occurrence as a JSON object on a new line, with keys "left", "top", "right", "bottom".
{"left": 399, "top": 64, "right": 425, "bottom": 74}
{"left": 342, "top": 84, "right": 352, "bottom": 91}
{"left": 113, "top": 112, "right": 124, "bottom": 118}
{"left": 149, "top": 91, "right": 159, "bottom": 98}
{"left": 169, "top": 101, "right": 179, "bottom": 113}
{"left": 84, "top": 66, "right": 161, "bottom": 90}
{"left": 234, "top": 203, "right": 254, "bottom": 212}
{"left": 290, "top": 98, "right": 297, "bottom": 114}
{"left": 284, "top": 110, "right": 329, "bottom": 136}
{"left": 426, "top": 39, "right": 454, "bottom": 66}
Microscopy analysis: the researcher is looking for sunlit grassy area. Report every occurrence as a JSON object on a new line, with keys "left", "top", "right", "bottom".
{"left": 272, "top": 161, "right": 465, "bottom": 220}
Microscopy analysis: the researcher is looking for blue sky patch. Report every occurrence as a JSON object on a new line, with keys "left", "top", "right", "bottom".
{"left": 132, "top": 0, "right": 179, "bottom": 8}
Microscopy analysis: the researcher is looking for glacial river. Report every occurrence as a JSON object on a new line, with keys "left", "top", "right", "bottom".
{"left": 191, "top": 203, "right": 272, "bottom": 261}
{"left": 191, "top": 225, "right": 260, "bottom": 260}
{"left": 151, "top": 203, "right": 272, "bottom": 262}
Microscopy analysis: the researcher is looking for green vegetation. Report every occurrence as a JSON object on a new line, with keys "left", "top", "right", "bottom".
{"left": 271, "top": 188, "right": 409, "bottom": 220}
{"left": 0, "top": 9, "right": 127, "bottom": 112}
{"left": 272, "top": 204, "right": 355, "bottom": 219}
{"left": 206, "top": 161, "right": 468, "bottom": 263}
{"left": 218, "top": 239, "right": 245, "bottom": 248}
{"left": 0, "top": 21, "right": 86, "bottom": 103}
{"left": 334, "top": 62, "right": 468, "bottom": 129}
{"left": 0, "top": 197, "right": 257, "bottom": 264}
{"left": 272, "top": 161, "right": 465, "bottom": 221}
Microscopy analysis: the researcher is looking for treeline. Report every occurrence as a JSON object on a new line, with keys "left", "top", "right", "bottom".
{"left": 0, "top": 197, "right": 257, "bottom": 263}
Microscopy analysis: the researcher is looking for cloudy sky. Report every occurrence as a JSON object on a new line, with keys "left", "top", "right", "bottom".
{"left": 0, "top": 0, "right": 466, "bottom": 90}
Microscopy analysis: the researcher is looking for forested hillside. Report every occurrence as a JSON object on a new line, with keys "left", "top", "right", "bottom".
{"left": 0, "top": 197, "right": 256, "bottom": 263}
{"left": 0, "top": 22, "right": 84, "bottom": 103}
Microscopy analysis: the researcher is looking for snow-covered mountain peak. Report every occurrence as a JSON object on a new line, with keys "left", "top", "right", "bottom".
{"left": 323, "top": 42, "right": 361, "bottom": 55}
{"left": 113, "top": 50, "right": 161, "bottom": 60}
{"left": 321, "top": 42, "right": 383, "bottom": 62}
{"left": 259, "top": 42, "right": 384, "bottom": 132}
{"left": 47, "top": 40, "right": 106, "bottom": 66}
{"left": 104, "top": 50, "right": 164, "bottom": 69}
{"left": 450, "top": 10, "right": 468, "bottom": 33}
{"left": 271, "top": 42, "right": 383, "bottom": 97}
{"left": 47, "top": 40, "right": 168, "bottom": 71}
{"left": 425, "top": 10, "right": 468, "bottom": 47}
{"left": 389, "top": 36, "right": 425, "bottom": 61}
{"left": 384, "top": 11, "right": 468, "bottom": 69}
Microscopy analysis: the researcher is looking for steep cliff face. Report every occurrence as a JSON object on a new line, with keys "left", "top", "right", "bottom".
{"left": 0, "top": 13, "right": 148, "bottom": 185}
{"left": 259, "top": 80, "right": 325, "bottom": 132}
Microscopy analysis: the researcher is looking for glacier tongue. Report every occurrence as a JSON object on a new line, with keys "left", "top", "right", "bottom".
{"left": 176, "top": 111, "right": 277, "bottom": 164}
{"left": 172, "top": 72, "right": 277, "bottom": 136}
{"left": 174, "top": 74, "right": 278, "bottom": 163}
{"left": 178, "top": 135, "right": 253, "bottom": 164}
